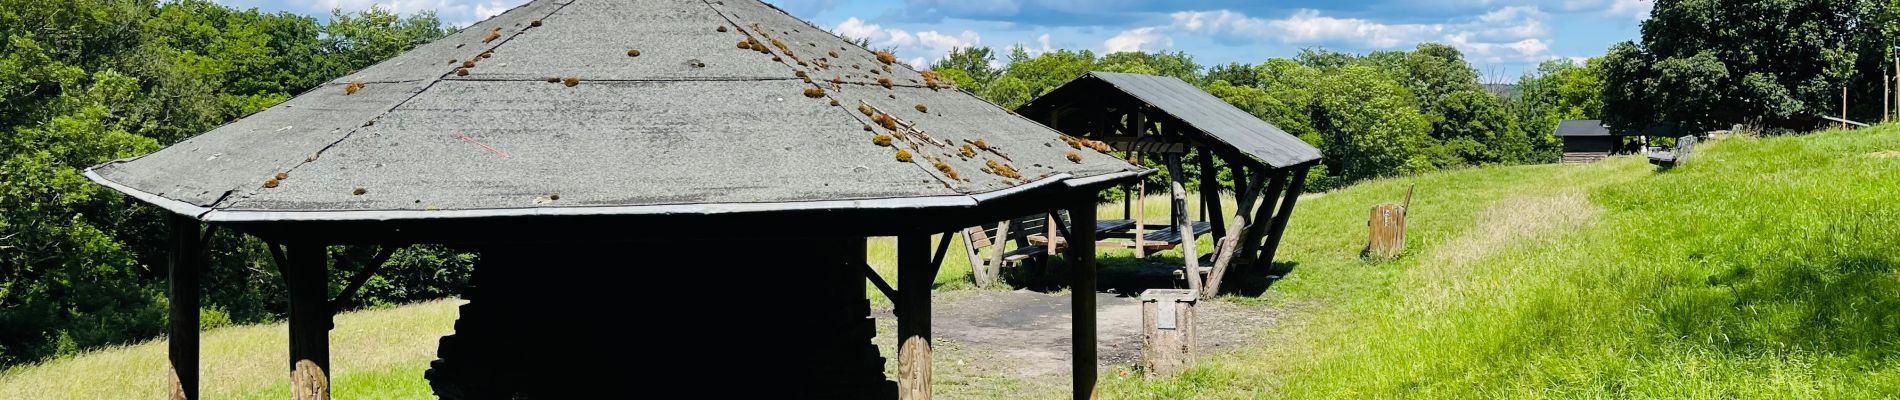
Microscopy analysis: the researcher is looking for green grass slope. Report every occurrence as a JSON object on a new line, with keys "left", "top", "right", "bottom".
{"left": 5, "top": 127, "right": 1898, "bottom": 399}
{"left": 1102, "top": 127, "right": 1900, "bottom": 398}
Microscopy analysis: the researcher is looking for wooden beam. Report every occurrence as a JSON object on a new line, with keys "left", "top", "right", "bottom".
{"left": 1196, "top": 150, "right": 1226, "bottom": 241}
{"left": 1164, "top": 154, "right": 1203, "bottom": 294}
{"left": 931, "top": 232, "right": 955, "bottom": 271}
{"left": 1204, "top": 172, "right": 1268, "bottom": 298}
{"left": 1065, "top": 202, "right": 1099, "bottom": 400}
{"left": 897, "top": 234, "right": 934, "bottom": 400}
{"left": 1240, "top": 170, "right": 1290, "bottom": 259}
{"left": 330, "top": 245, "right": 400, "bottom": 311}
{"left": 863, "top": 263, "right": 900, "bottom": 307}
{"left": 167, "top": 215, "right": 202, "bottom": 400}
{"left": 284, "top": 244, "right": 332, "bottom": 400}
{"left": 1256, "top": 167, "right": 1312, "bottom": 270}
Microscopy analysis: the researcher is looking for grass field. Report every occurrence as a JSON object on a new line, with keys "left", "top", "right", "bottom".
{"left": 6, "top": 127, "right": 1900, "bottom": 398}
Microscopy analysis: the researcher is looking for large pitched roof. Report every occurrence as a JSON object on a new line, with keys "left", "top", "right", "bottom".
{"left": 1555, "top": 120, "right": 1612, "bottom": 137}
{"left": 86, "top": 0, "right": 1139, "bottom": 223}
{"left": 1018, "top": 71, "right": 1323, "bottom": 169}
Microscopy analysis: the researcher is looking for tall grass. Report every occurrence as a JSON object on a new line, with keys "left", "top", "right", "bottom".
{"left": 1102, "top": 128, "right": 1900, "bottom": 398}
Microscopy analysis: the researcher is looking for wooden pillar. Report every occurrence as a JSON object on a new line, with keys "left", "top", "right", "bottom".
{"left": 1255, "top": 167, "right": 1311, "bottom": 269}
{"left": 1064, "top": 202, "right": 1099, "bottom": 400}
{"left": 1239, "top": 169, "right": 1289, "bottom": 259}
{"left": 1203, "top": 172, "right": 1267, "bottom": 298}
{"left": 896, "top": 234, "right": 934, "bottom": 400}
{"left": 167, "top": 215, "right": 202, "bottom": 400}
{"left": 1131, "top": 109, "right": 1148, "bottom": 258}
{"left": 284, "top": 244, "right": 331, "bottom": 400}
{"left": 1164, "top": 154, "right": 1202, "bottom": 293}
{"left": 1196, "top": 150, "right": 1226, "bottom": 241}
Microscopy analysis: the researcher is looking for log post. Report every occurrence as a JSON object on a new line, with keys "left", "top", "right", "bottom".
{"left": 1203, "top": 173, "right": 1268, "bottom": 298}
{"left": 167, "top": 215, "right": 203, "bottom": 400}
{"left": 1256, "top": 167, "right": 1311, "bottom": 270}
{"left": 1164, "top": 154, "right": 1202, "bottom": 294}
{"left": 1139, "top": 289, "right": 1196, "bottom": 377}
{"left": 1196, "top": 151, "right": 1226, "bottom": 241}
{"left": 284, "top": 244, "right": 332, "bottom": 400}
{"left": 1065, "top": 202, "right": 1099, "bottom": 400}
{"left": 897, "top": 234, "right": 934, "bottom": 400}
{"left": 1239, "top": 170, "right": 1289, "bottom": 260}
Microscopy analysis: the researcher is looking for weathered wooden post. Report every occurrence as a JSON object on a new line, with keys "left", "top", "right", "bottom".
{"left": 285, "top": 244, "right": 332, "bottom": 400}
{"left": 1366, "top": 185, "right": 1414, "bottom": 259}
{"left": 1164, "top": 155, "right": 1203, "bottom": 293}
{"left": 897, "top": 234, "right": 934, "bottom": 400}
{"left": 167, "top": 215, "right": 202, "bottom": 400}
{"left": 1066, "top": 203, "right": 1100, "bottom": 400}
{"left": 1139, "top": 289, "right": 1196, "bottom": 377}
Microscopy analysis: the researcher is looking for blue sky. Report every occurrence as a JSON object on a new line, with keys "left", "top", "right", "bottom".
{"left": 211, "top": 0, "right": 1653, "bottom": 81}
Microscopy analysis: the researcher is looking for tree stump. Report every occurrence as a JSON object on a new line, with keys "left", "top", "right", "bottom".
{"left": 1140, "top": 289, "right": 1196, "bottom": 377}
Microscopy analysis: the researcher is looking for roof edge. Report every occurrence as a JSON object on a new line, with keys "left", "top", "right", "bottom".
{"left": 86, "top": 171, "right": 1136, "bottom": 223}
{"left": 85, "top": 168, "right": 213, "bottom": 220}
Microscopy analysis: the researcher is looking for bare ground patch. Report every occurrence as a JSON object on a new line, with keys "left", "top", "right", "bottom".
{"left": 874, "top": 289, "right": 1283, "bottom": 398}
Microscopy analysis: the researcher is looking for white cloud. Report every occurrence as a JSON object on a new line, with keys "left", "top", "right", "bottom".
{"left": 1104, "top": 27, "right": 1172, "bottom": 53}
{"left": 833, "top": 17, "right": 984, "bottom": 67}
{"left": 1157, "top": 7, "right": 1556, "bottom": 62}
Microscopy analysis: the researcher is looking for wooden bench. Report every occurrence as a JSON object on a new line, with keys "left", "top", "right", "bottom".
{"left": 1648, "top": 135, "right": 1699, "bottom": 168}
{"left": 964, "top": 214, "right": 1060, "bottom": 288}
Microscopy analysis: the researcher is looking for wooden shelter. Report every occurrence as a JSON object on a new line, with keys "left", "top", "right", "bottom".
{"left": 1014, "top": 72, "right": 1324, "bottom": 296}
{"left": 84, "top": 0, "right": 1143, "bottom": 398}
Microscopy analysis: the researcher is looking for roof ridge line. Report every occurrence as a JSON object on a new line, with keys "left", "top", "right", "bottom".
{"left": 698, "top": 0, "right": 964, "bottom": 191}
{"left": 212, "top": 0, "right": 579, "bottom": 210}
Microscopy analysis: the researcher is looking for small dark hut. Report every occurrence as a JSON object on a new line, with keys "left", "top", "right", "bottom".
{"left": 85, "top": 1, "right": 1142, "bottom": 399}
{"left": 1556, "top": 120, "right": 1624, "bottom": 163}
{"left": 1014, "top": 72, "right": 1324, "bottom": 295}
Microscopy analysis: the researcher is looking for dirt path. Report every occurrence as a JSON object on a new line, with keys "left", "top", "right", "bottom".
{"left": 873, "top": 289, "right": 1282, "bottom": 395}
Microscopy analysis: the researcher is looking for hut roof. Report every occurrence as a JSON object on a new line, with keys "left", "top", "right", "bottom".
{"left": 85, "top": 0, "right": 1139, "bottom": 223}
{"left": 1555, "top": 120, "right": 1613, "bottom": 137}
{"left": 1016, "top": 71, "right": 1323, "bottom": 169}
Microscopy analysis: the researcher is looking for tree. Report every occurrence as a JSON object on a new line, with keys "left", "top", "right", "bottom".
{"left": 928, "top": 46, "right": 997, "bottom": 87}
{"left": 1603, "top": 0, "right": 1895, "bottom": 131}
{"left": 1205, "top": 62, "right": 1258, "bottom": 87}
{"left": 1310, "top": 65, "right": 1435, "bottom": 183}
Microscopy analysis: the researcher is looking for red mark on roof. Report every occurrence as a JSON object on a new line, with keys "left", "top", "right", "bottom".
{"left": 454, "top": 133, "right": 510, "bottom": 158}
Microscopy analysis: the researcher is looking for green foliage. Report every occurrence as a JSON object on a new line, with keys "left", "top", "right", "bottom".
{"left": 0, "top": 0, "right": 453, "bottom": 367}
{"left": 1603, "top": 0, "right": 1896, "bottom": 131}
{"left": 926, "top": 46, "right": 997, "bottom": 87}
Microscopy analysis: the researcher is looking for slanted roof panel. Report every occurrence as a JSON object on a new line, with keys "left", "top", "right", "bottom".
{"left": 1057, "top": 72, "right": 1322, "bottom": 169}
{"left": 707, "top": 0, "right": 931, "bottom": 88}
{"left": 218, "top": 79, "right": 956, "bottom": 212}
{"left": 829, "top": 85, "right": 1129, "bottom": 194}
{"left": 91, "top": 80, "right": 430, "bottom": 206}
{"left": 1555, "top": 120, "right": 1611, "bottom": 137}
{"left": 462, "top": 0, "right": 793, "bottom": 81}
{"left": 328, "top": 0, "right": 569, "bottom": 84}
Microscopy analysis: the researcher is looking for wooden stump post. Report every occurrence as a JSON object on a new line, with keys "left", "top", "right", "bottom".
{"left": 1065, "top": 203, "right": 1099, "bottom": 400}
{"left": 897, "top": 234, "right": 934, "bottom": 400}
{"left": 1164, "top": 155, "right": 1202, "bottom": 294}
{"left": 1366, "top": 185, "right": 1413, "bottom": 259}
{"left": 1139, "top": 289, "right": 1196, "bottom": 377}
{"left": 284, "top": 244, "right": 332, "bottom": 400}
{"left": 167, "top": 215, "right": 203, "bottom": 400}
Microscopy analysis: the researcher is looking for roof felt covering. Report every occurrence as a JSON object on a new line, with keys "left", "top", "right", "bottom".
{"left": 1555, "top": 120, "right": 1612, "bottom": 137}
{"left": 87, "top": 0, "right": 1138, "bottom": 222}
{"left": 1019, "top": 71, "right": 1323, "bottom": 169}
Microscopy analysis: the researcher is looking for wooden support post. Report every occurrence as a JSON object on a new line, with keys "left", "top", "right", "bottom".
{"left": 167, "top": 215, "right": 202, "bottom": 400}
{"left": 1196, "top": 151, "right": 1226, "bottom": 241}
{"left": 1139, "top": 289, "right": 1196, "bottom": 377}
{"left": 1239, "top": 170, "right": 1289, "bottom": 260}
{"left": 1203, "top": 172, "right": 1268, "bottom": 298}
{"left": 1064, "top": 202, "right": 1099, "bottom": 400}
{"left": 1256, "top": 167, "right": 1311, "bottom": 269}
{"left": 1843, "top": 86, "right": 1849, "bottom": 129}
{"left": 1884, "top": 71, "right": 1889, "bottom": 123}
{"left": 1164, "top": 154, "right": 1202, "bottom": 293}
{"left": 1132, "top": 152, "right": 1147, "bottom": 258}
{"left": 897, "top": 234, "right": 934, "bottom": 400}
{"left": 284, "top": 244, "right": 331, "bottom": 400}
